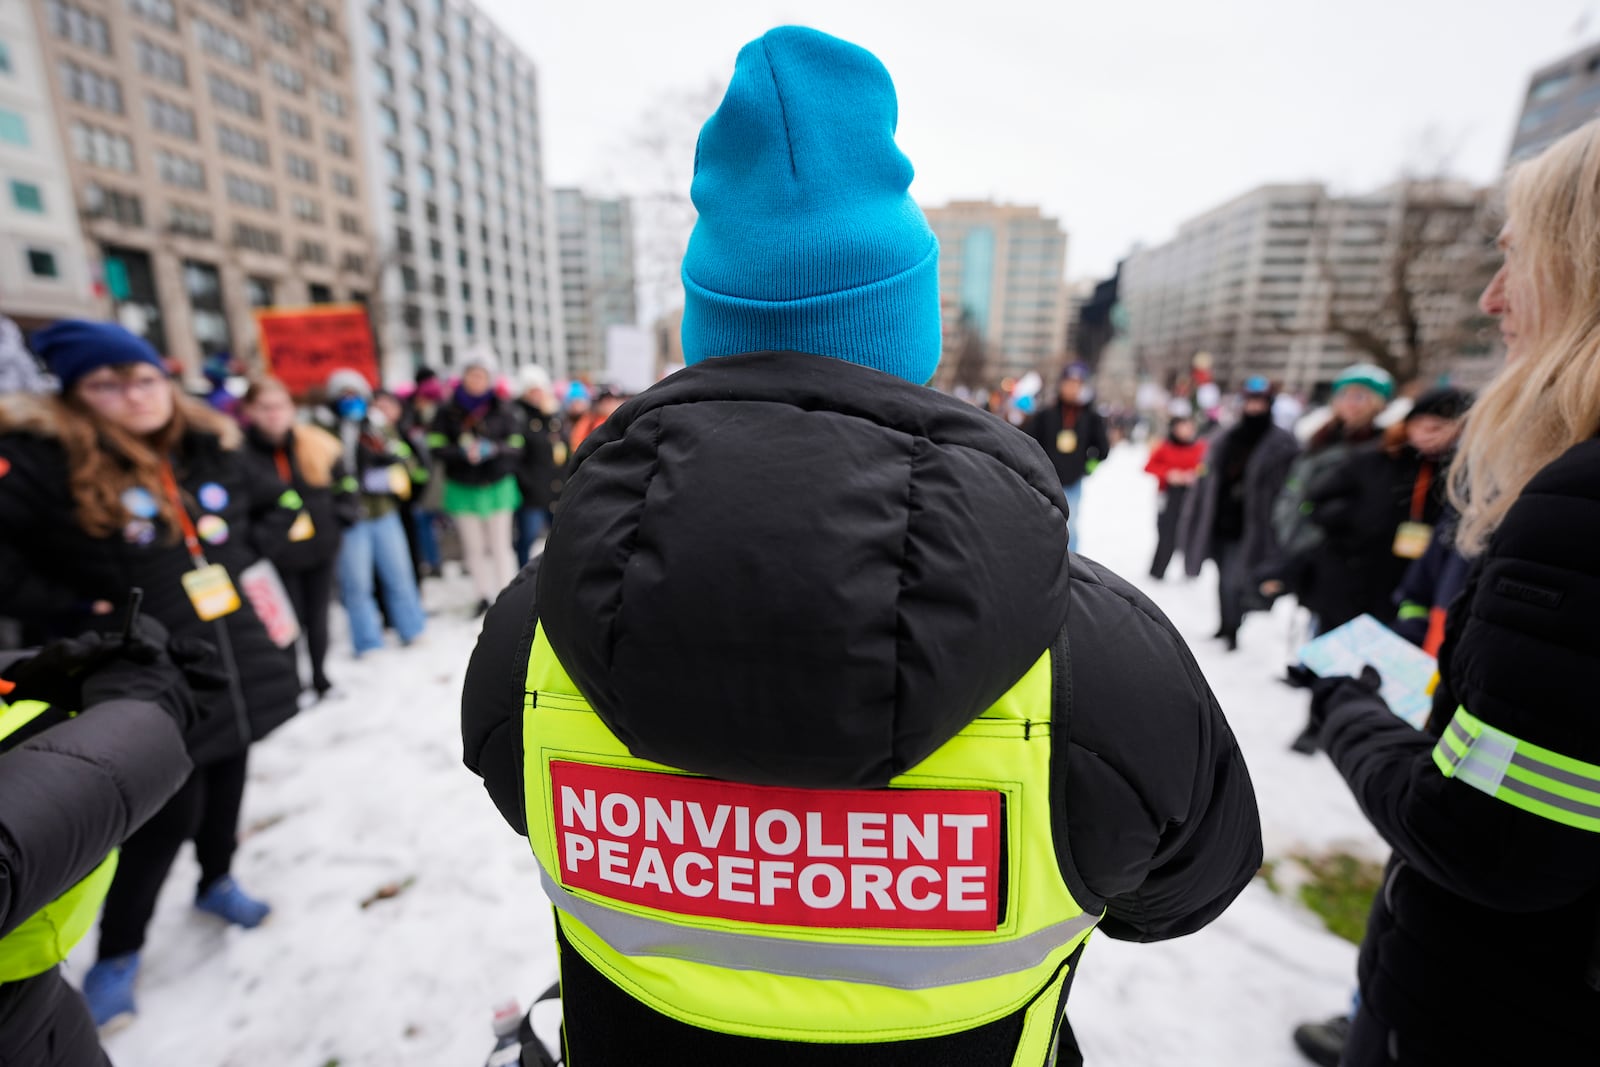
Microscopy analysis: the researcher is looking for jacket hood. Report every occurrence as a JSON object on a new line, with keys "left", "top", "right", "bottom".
{"left": 538, "top": 351, "right": 1071, "bottom": 789}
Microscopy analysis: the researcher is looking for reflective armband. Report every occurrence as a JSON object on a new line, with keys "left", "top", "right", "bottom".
{"left": 278, "top": 489, "right": 304, "bottom": 511}
{"left": 425, "top": 433, "right": 450, "bottom": 449}
{"left": 507, "top": 434, "right": 526, "bottom": 449}
{"left": 1433, "top": 707, "right": 1600, "bottom": 832}
{"left": 1397, "top": 601, "right": 1430, "bottom": 621}
{"left": 338, "top": 475, "right": 359, "bottom": 493}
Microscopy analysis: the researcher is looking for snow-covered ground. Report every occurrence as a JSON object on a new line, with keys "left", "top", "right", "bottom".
{"left": 81, "top": 442, "right": 1388, "bottom": 1066}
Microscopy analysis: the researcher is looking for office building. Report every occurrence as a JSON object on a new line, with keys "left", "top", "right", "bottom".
{"left": 0, "top": 0, "right": 100, "bottom": 327}
{"left": 922, "top": 200, "right": 1070, "bottom": 384}
{"left": 29, "top": 0, "right": 375, "bottom": 370}
{"left": 351, "top": 0, "right": 562, "bottom": 382}
{"left": 554, "top": 187, "right": 636, "bottom": 380}
{"left": 1508, "top": 40, "right": 1600, "bottom": 165}
{"left": 1120, "top": 182, "right": 1496, "bottom": 394}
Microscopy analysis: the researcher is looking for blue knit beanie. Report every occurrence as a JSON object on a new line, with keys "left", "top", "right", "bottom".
{"left": 681, "top": 26, "right": 941, "bottom": 385}
{"left": 33, "top": 319, "right": 167, "bottom": 391}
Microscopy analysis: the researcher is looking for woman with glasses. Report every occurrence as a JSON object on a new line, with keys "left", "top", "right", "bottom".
{"left": 0, "top": 321, "right": 301, "bottom": 1033}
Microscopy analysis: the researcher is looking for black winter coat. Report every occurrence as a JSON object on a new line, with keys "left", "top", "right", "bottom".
{"left": 0, "top": 650, "right": 191, "bottom": 1049}
{"left": 427, "top": 394, "right": 522, "bottom": 487}
{"left": 242, "top": 424, "right": 357, "bottom": 572}
{"left": 1178, "top": 420, "right": 1299, "bottom": 578}
{"left": 0, "top": 419, "right": 300, "bottom": 766}
{"left": 1319, "top": 438, "right": 1600, "bottom": 1063}
{"left": 1298, "top": 441, "right": 1452, "bottom": 632}
{"left": 512, "top": 401, "right": 565, "bottom": 510}
{"left": 1026, "top": 402, "right": 1110, "bottom": 488}
{"left": 462, "top": 352, "right": 1261, "bottom": 1064}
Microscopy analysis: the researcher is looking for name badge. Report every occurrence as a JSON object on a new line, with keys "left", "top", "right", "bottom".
{"left": 288, "top": 511, "right": 316, "bottom": 542}
{"left": 1393, "top": 521, "right": 1433, "bottom": 560}
{"left": 1056, "top": 430, "right": 1078, "bottom": 454}
{"left": 182, "top": 564, "right": 241, "bottom": 621}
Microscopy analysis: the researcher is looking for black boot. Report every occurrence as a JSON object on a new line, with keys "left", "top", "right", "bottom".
{"left": 1292, "top": 1015, "right": 1351, "bottom": 1067}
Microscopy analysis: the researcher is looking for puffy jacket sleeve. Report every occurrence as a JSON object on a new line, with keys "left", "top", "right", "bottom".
{"left": 1062, "top": 559, "right": 1262, "bottom": 941}
{"left": 0, "top": 697, "right": 191, "bottom": 937}
{"left": 1321, "top": 440, "right": 1600, "bottom": 912}
{"left": 461, "top": 558, "right": 541, "bottom": 835}
{"left": 0, "top": 435, "right": 99, "bottom": 624}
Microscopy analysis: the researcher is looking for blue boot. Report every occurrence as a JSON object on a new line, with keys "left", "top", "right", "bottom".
{"left": 82, "top": 952, "right": 139, "bottom": 1032}
{"left": 194, "top": 875, "right": 271, "bottom": 928}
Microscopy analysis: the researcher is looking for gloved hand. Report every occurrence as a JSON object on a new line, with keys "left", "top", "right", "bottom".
{"left": 1284, "top": 664, "right": 1383, "bottom": 754}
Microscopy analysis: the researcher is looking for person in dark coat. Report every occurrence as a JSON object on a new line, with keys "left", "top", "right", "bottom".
{"left": 241, "top": 378, "right": 358, "bottom": 701}
{"left": 1177, "top": 377, "right": 1299, "bottom": 650}
{"left": 1143, "top": 414, "right": 1204, "bottom": 579}
{"left": 0, "top": 620, "right": 205, "bottom": 1066}
{"left": 427, "top": 347, "right": 523, "bottom": 614}
{"left": 1291, "top": 387, "right": 1470, "bottom": 635}
{"left": 1388, "top": 509, "right": 1469, "bottom": 657}
{"left": 511, "top": 363, "right": 565, "bottom": 566}
{"left": 1299, "top": 120, "right": 1600, "bottom": 1065}
{"left": 1025, "top": 363, "right": 1110, "bottom": 552}
{"left": 463, "top": 27, "right": 1260, "bottom": 1065}
{"left": 0, "top": 321, "right": 297, "bottom": 1030}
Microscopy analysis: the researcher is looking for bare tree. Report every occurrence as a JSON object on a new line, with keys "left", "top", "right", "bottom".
{"left": 948, "top": 310, "right": 991, "bottom": 391}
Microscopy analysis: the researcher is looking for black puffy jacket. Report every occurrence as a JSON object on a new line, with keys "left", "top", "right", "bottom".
{"left": 1026, "top": 402, "right": 1110, "bottom": 488}
{"left": 0, "top": 404, "right": 300, "bottom": 765}
{"left": 1320, "top": 438, "right": 1600, "bottom": 1063}
{"left": 462, "top": 352, "right": 1261, "bottom": 1064}
{"left": 427, "top": 394, "right": 522, "bottom": 488}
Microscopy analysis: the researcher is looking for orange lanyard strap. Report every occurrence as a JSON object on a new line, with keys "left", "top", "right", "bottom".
{"left": 158, "top": 461, "right": 205, "bottom": 562}
{"left": 273, "top": 447, "right": 292, "bottom": 484}
{"left": 1410, "top": 461, "right": 1434, "bottom": 522}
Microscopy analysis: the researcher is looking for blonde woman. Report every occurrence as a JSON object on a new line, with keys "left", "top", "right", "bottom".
{"left": 1297, "top": 121, "right": 1600, "bottom": 1065}
{"left": 0, "top": 322, "right": 298, "bottom": 1030}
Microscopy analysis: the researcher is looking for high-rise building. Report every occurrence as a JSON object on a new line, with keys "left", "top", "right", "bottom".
{"left": 351, "top": 0, "right": 562, "bottom": 382}
{"left": 28, "top": 0, "right": 375, "bottom": 370}
{"left": 922, "top": 200, "right": 1069, "bottom": 385}
{"left": 0, "top": 0, "right": 100, "bottom": 327}
{"left": 554, "top": 188, "right": 636, "bottom": 380}
{"left": 1120, "top": 182, "right": 1496, "bottom": 394}
{"left": 1507, "top": 40, "right": 1600, "bottom": 166}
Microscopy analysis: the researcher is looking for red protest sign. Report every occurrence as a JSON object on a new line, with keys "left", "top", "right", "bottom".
{"left": 254, "top": 305, "right": 378, "bottom": 399}
{"left": 549, "top": 761, "right": 1002, "bottom": 931}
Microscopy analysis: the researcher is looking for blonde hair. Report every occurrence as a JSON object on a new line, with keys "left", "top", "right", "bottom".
{"left": 1450, "top": 120, "right": 1600, "bottom": 555}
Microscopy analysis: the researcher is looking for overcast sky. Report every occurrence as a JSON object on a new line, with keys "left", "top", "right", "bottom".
{"left": 478, "top": 0, "right": 1592, "bottom": 281}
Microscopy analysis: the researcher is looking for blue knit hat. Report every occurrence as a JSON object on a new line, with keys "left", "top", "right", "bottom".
{"left": 681, "top": 27, "right": 941, "bottom": 385}
{"left": 33, "top": 319, "right": 167, "bottom": 391}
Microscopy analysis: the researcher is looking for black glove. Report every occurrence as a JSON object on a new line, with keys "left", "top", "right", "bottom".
{"left": 1285, "top": 664, "right": 1383, "bottom": 754}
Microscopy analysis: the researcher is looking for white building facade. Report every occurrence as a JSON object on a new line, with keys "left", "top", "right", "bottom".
{"left": 349, "top": 0, "right": 563, "bottom": 382}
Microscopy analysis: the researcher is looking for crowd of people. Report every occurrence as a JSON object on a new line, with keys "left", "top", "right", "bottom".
{"left": 5, "top": 21, "right": 1600, "bottom": 1067}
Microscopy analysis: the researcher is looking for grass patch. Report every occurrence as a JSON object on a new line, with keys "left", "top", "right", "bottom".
{"left": 1261, "top": 850, "right": 1384, "bottom": 945}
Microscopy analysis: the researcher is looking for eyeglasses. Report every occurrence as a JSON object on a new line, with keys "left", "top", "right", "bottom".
{"left": 80, "top": 375, "right": 168, "bottom": 401}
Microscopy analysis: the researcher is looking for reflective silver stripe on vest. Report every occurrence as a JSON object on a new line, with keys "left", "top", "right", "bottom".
{"left": 540, "top": 867, "right": 1098, "bottom": 991}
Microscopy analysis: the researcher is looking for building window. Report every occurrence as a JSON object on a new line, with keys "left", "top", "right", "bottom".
{"left": 419, "top": 163, "right": 434, "bottom": 191}
{"left": 146, "top": 95, "right": 197, "bottom": 140}
{"left": 332, "top": 172, "right": 357, "bottom": 198}
{"left": 268, "top": 61, "right": 305, "bottom": 95}
{"left": 194, "top": 18, "right": 254, "bottom": 69}
{"left": 409, "top": 86, "right": 426, "bottom": 113}
{"left": 449, "top": 179, "right": 462, "bottom": 201}
{"left": 464, "top": 314, "right": 475, "bottom": 335}
{"left": 245, "top": 276, "right": 275, "bottom": 307}
{"left": 437, "top": 310, "right": 449, "bottom": 330}
{"left": 437, "top": 70, "right": 451, "bottom": 95}
{"left": 286, "top": 152, "right": 317, "bottom": 183}
{"left": 290, "top": 194, "right": 322, "bottom": 222}
{"left": 126, "top": 0, "right": 176, "bottom": 29}
{"left": 325, "top": 131, "right": 351, "bottom": 157}
{"left": 136, "top": 38, "right": 187, "bottom": 86}
{"left": 401, "top": 266, "right": 418, "bottom": 291}
{"left": 305, "top": 282, "right": 331, "bottom": 303}
{"left": 414, "top": 125, "right": 431, "bottom": 153}
{"left": 217, "top": 123, "right": 270, "bottom": 165}
{"left": 374, "top": 63, "right": 394, "bottom": 94}
{"left": 318, "top": 89, "right": 347, "bottom": 118}
{"left": 339, "top": 212, "right": 362, "bottom": 236}
{"left": 314, "top": 46, "right": 340, "bottom": 76}
{"left": 0, "top": 110, "right": 29, "bottom": 147}
{"left": 279, "top": 107, "right": 311, "bottom": 140}
{"left": 156, "top": 149, "right": 205, "bottom": 190}
{"left": 260, "top": 11, "right": 297, "bottom": 47}
{"left": 168, "top": 202, "right": 213, "bottom": 236}
{"left": 10, "top": 181, "right": 43, "bottom": 213}
{"left": 429, "top": 238, "right": 442, "bottom": 261}
{"left": 208, "top": 72, "right": 261, "bottom": 118}
{"left": 232, "top": 222, "right": 281, "bottom": 254}
{"left": 378, "top": 105, "right": 399, "bottom": 137}
{"left": 59, "top": 61, "right": 124, "bottom": 114}
{"left": 203, "top": 0, "right": 245, "bottom": 15}
{"left": 389, "top": 186, "right": 406, "bottom": 210}
{"left": 184, "top": 261, "right": 230, "bottom": 355}
{"left": 26, "top": 248, "right": 60, "bottom": 279}
{"left": 70, "top": 121, "right": 134, "bottom": 171}
{"left": 298, "top": 241, "right": 327, "bottom": 265}
{"left": 383, "top": 146, "right": 403, "bottom": 178}
{"left": 46, "top": 1, "right": 111, "bottom": 54}
{"left": 225, "top": 172, "right": 276, "bottom": 211}
{"left": 341, "top": 252, "right": 365, "bottom": 273}
{"left": 404, "top": 45, "right": 422, "bottom": 76}
{"left": 369, "top": 17, "right": 390, "bottom": 50}
{"left": 308, "top": 2, "right": 333, "bottom": 28}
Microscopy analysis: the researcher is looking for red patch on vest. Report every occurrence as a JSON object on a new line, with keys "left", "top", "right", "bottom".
{"left": 550, "top": 761, "right": 1002, "bottom": 931}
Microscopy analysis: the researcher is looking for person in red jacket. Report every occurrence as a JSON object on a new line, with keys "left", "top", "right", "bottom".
{"left": 1145, "top": 414, "right": 1205, "bottom": 579}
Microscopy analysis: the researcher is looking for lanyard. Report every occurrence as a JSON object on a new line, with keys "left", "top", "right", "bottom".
{"left": 1062, "top": 406, "right": 1079, "bottom": 430}
{"left": 1410, "top": 461, "right": 1434, "bottom": 522}
{"left": 158, "top": 460, "right": 208, "bottom": 565}
{"left": 273, "top": 446, "right": 292, "bottom": 484}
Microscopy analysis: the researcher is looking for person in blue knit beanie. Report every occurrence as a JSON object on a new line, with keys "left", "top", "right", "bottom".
{"left": 680, "top": 25, "right": 941, "bottom": 384}
{"left": 463, "top": 26, "right": 1260, "bottom": 1067}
